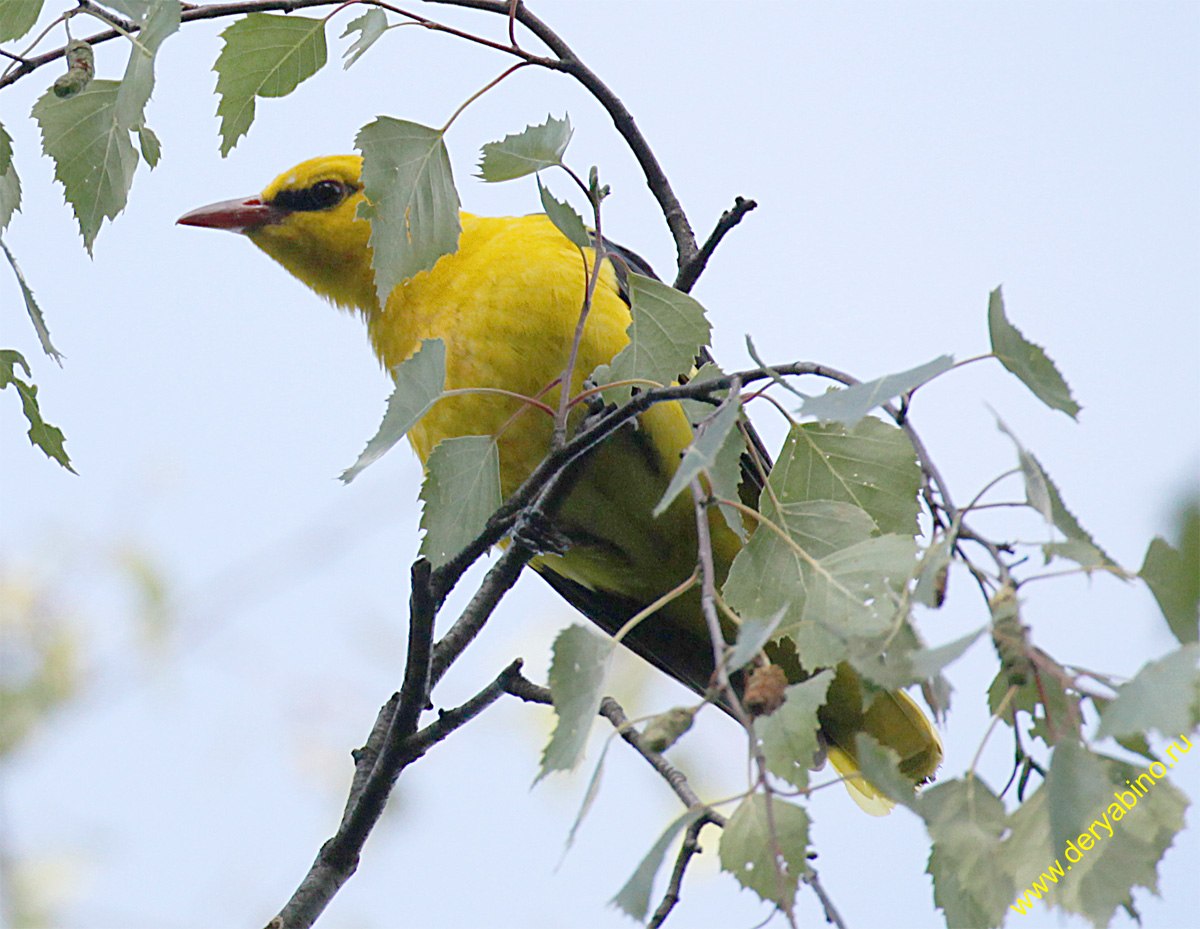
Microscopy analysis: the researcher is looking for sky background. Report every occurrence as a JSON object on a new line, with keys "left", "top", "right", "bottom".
{"left": 2, "top": 2, "right": 1198, "bottom": 928}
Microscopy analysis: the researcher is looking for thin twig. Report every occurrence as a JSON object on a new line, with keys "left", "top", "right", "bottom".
{"left": 673, "top": 195, "right": 758, "bottom": 293}
{"left": 647, "top": 816, "right": 711, "bottom": 929}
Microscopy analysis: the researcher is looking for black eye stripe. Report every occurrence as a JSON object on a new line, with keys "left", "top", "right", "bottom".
{"left": 272, "top": 179, "right": 354, "bottom": 212}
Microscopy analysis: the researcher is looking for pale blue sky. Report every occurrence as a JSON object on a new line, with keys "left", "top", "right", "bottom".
{"left": 2, "top": 2, "right": 1197, "bottom": 928}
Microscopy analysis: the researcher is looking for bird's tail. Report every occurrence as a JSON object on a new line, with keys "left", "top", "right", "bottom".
{"left": 819, "top": 665, "right": 943, "bottom": 815}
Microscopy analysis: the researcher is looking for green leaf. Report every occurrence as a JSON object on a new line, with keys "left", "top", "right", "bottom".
{"left": 537, "top": 624, "right": 613, "bottom": 782}
{"left": 214, "top": 14, "right": 327, "bottom": 156}
{"left": 853, "top": 733, "right": 922, "bottom": 809}
{"left": 611, "top": 808, "right": 706, "bottom": 921}
{"left": 114, "top": 0, "right": 180, "bottom": 133}
{"left": 356, "top": 118, "right": 462, "bottom": 306}
{"left": 754, "top": 670, "right": 833, "bottom": 789}
{"left": 992, "top": 412, "right": 1052, "bottom": 522}
{"left": 562, "top": 736, "right": 614, "bottom": 859}
{"left": 1140, "top": 518, "right": 1200, "bottom": 644}
{"left": 1005, "top": 753, "right": 1189, "bottom": 926}
{"left": 921, "top": 777, "right": 1014, "bottom": 929}
{"left": 1041, "top": 539, "right": 1108, "bottom": 571}
{"left": 678, "top": 361, "right": 727, "bottom": 424}
{"left": 340, "top": 8, "right": 387, "bottom": 68}
{"left": 0, "top": 122, "right": 18, "bottom": 232}
{"left": 854, "top": 627, "right": 984, "bottom": 690}
{"left": 417, "top": 435, "right": 501, "bottom": 568}
{"left": 767, "top": 418, "right": 922, "bottom": 537}
{"left": 1, "top": 235, "right": 60, "bottom": 361}
{"left": 799, "top": 355, "right": 954, "bottom": 426}
{"left": 591, "top": 273, "right": 711, "bottom": 401}
{"left": 718, "top": 794, "right": 809, "bottom": 908}
{"left": 0, "top": 348, "right": 73, "bottom": 471}
{"left": 1095, "top": 645, "right": 1200, "bottom": 740}
{"left": 135, "top": 123, "right": 161, "bottom": 168}
{"left": 340, "top": 339, "right": 446, "bottom": 483}
{"left": 654, "top": 392, "right": 740, "bottom": 516}
{"left": 1046, "top": 740, "right": 1113, "bottom": 861}
{"left": 537, "top": 177, "right": 589, "bottom": 249}
{"left": 0, "top": 0, "right": 41, "bottom": 42}
{"left": 710, "top": 407, "right": 750, "bottom": 540}
{"left": 33, "top": 81, "right": 137, "bottom": 253}
{"left": 726, "top": 607, "right": 786, "bottom": 673}
{"left": 477, "top": 114, "right": 573, "bottom": 182}
{"left": 724, "top": 510, "right": 916, "bottom": 668}
{"left": 988, "top": 285, "right": 1080, "bottom": 418}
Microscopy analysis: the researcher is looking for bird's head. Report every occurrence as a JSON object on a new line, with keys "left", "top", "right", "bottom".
{"left": 178, "top": 155, "right": 378, "bottom": 311}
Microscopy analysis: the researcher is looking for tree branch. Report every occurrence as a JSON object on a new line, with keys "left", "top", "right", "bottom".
{"left": 673, "top": 196, "right": 758, "bottom": 294}
{"left": 431, "top": 0, "right": 700, "bottom": 271}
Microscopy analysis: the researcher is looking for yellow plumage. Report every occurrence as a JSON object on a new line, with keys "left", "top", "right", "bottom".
{"left": 179, "top": 154, "right": 942, "bottom": 811}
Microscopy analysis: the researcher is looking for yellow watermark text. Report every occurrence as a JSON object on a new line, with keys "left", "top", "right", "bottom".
{"left": 1009, "top": 733, "right": 1193, "bottom": 916}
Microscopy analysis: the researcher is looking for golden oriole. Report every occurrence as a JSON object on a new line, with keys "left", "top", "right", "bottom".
{"left": 178, "top": 155, "right": 942, "bottom": 811}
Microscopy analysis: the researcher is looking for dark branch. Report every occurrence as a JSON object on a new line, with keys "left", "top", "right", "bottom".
{"left": 431, "top": 0, "right": 700, "bottom": 272}
{"left": 268, "top": 559, "right": 437, "bottom": 929}
{"left": 647, "top": 816, "right": 710, "bottom": 929}
{"left": 673, "top": 196, "right": 758, "bottom": 294}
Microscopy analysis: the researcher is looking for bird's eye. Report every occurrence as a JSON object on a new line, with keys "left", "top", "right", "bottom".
{"left": 273, "top": 179, "right": 350, "bottom": 212}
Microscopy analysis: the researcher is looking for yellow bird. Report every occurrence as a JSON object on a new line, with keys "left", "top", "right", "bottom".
{"left": 179, "top": 155, "right": 941, "bottom": 810}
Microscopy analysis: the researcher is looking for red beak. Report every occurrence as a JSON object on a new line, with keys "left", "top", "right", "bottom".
{"left": 176, "top": 196, "right": 283, "bottom": 233}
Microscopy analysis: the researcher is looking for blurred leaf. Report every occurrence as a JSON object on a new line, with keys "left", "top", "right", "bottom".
{"left": 341, "top": 8, "right": 388, "bottom": 68}
{"left": 33, "top": 81, "right": 137, "bottom": 253}
{"left": 1, "top": 237, "right": 60, "bottom": 361}
{"left": 1025, "top": 446, "right": 1120, "bottom": 570}
{"left": 921, "top": 777, "right": 1013, "bottom": 929}
{"left": 611, "top": 808, "right": 705, "bottom": 921}
{"left": 591, "top": 273, "right": 711, "bottom": 401}
{"left": 726, "top": 607, "right": 786, "bottom": 673}
{"left": 768, "top": 418, "right": 922, "bottom": 536}
{"left": 988, "top": 286, "right": 1080, "bottom": 418}
{"left": 1005, "top": 754, "right": 1189, "bottom": 926}
{"left": 0, "top": 348, "right": 72, "bottom": 470}
{"left": 0, "top": 122, "right": 19, "bottom": 230}
{"left": 852, "top": 733, "right": 919, "bottom": 809}
{"left": 1140, "top": 513, "right": 1200, "bottom": 644}
{"left": 718, "top": 794, "right": 809, "bottom": 908}
{"left": 799, "top": 355, "right": 954, "bottom": 426}
{"left": 854, "top": 628, "right": 983, "bottom": 690}
{"left": 477, "top": 114, "right": 573, "bottom": 182}
{"left": 725, "top": 509, "right": 915, "bottom": 669}
{"left": 654, "top": 392, "right": 740, "bottom": 515}
{"left": 755, "top": 670, "right": 833, "bottom": 789}
{"left": 0, "top": 575, "right": 79, "bottom": 757}
{"left": 341, "top": 339, "right": 446, "bottom": 483}
{"left": 356, "top": 117, "right": 461, "bottom": 305}
{"left": 1046, "top": 740, "right": 1113, "bottom": 860}
{"left": 114, "top": 0, "right": 179, "bottom": 133}
{"left": 537, "top": 177, "right": 589, "bottom": 249}
{"left": 0, "top": 0, "right": 41, "bottom": 42}
{"left": 993, "top": 412, "right": 1052, "bottom": 522}
{"left": 417, "top": 435, "right": 500, "bottom": 568}
{"left": 562, "top": 737, "right": 613, "bottom": 858}
{"left": 640, "top": 706, "right": 695, "bottom": 753}
{"left": 214, "top": 14, "right": 327, "bottom": 156}
{"left": 1041, "top": 539, "right": 1107, "bottom": 570}
{"left": 913, "top": 536, "right": 951, "bottom": 608}
{"left": 537, "top": 624, "right": 613, "bottom": 782}
{"left": 1096, "top": 645, "right": 1200, "bottom": 740}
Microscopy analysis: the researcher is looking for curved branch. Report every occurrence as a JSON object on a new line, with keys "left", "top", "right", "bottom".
{"left": 431, "top": 0, "right": 700, "bottom": 271}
